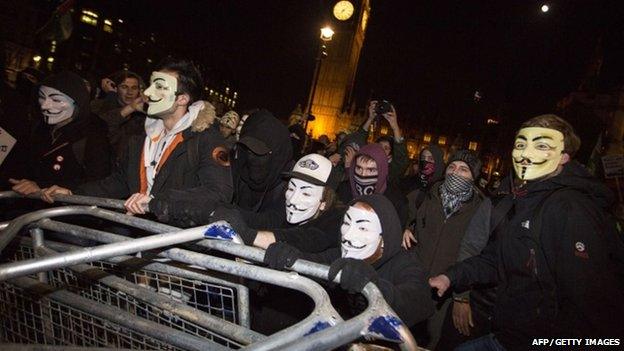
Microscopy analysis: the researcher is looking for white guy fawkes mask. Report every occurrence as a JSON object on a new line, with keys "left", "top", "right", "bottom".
{"left": 341, "top": 205, "right": 382, "bottom": 260}
{"left": 38, "top": 86, "right": 75, "bottom": 125}
{"left": 284, "top": 178, "right": 325, "bottom": 224}
{"left": 512, "top": 127, "right": 565, "bottom": 181}
{"left": 144, "top": 71, "right": 178, "bottom": 117}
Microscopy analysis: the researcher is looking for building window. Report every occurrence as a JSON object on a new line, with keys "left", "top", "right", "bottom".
{"left": 423, "top": 134, "right": 431, "bottom": 143}
{"left": 81, "top": 9, "right": 98, "bottom": 26}
{"left": 468, "top": 141, "right": 478, "bottom": 151}
{"left": 438, "top": 136, "right": 446, "bottom": 145}
{"left": 380, "top": 126, "right": 388, "bottom": 135}
{"left": 80, "top": 14, "right": 98, "bottom": 26}
{"left": 103, "top": 19, "right": 113, "bottom": 33}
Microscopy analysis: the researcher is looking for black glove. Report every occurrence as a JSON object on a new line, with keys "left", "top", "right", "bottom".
{"left": 264, "top": 242, "right": 302, "bottom": 270}
{"left": 211, "top": 205, "right": 257, "bottom": 245}
{"left": 328, "top": 258, "right": 378, "bottom": 293}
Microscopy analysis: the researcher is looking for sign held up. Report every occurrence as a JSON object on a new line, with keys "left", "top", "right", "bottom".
{"left": 0, "top": 126, "right": 17, "bottom": 166}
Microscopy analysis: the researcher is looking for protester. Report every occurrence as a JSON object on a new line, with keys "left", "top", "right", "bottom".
{"left": 37, "top": 58, "right": 232, "bottom": 222}
{"left": 429, "top": 114, "right": 624, "bottom": 351}
{"left": 9, "top": 71, "right": 112, "bottom": 196}
{"left": 403, "top": 145, "right": 444, "bottom": 207}
{"left": 213, "top": 153, "right": 344, "bottom": 252}
{"left": 217, "top": 110, "right": 239, "bottom": 146}
{"left": 403, "top": 150, "right": 490, "bottom": 349}
{"left": 91, "top": 70, "right": 146, "bottom": 158}
{"left": 263, "top": 194, "right": 434, "bottom": 329}
{"left": 337, "top": 143, "right": 409, "bottom": 225}
{"left": 208, "top": 153, "right": 345, "bottom": 334}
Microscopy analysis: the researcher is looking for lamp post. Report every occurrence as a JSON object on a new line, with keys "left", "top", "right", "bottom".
{"left": 303, "top": 26, "right": 334, "bottom": 135}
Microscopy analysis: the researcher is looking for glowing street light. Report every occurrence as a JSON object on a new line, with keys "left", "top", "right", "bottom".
{"left": 320, "top": 26, "right": 334, "bottom": 41}
{"left": 32, "top": 55, "right": 42, "bottom": 63}
{"left": 541, "top": 4, "right": 549, "bottom": 13}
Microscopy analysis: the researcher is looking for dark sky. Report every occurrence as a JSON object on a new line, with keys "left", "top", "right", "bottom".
{"left": 126, "top": 0, "right": 624, "bottom": 129}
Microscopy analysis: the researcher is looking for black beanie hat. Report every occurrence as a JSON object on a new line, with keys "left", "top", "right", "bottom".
{"left": 448, "top": 150, "right": 482, "bottom": 180}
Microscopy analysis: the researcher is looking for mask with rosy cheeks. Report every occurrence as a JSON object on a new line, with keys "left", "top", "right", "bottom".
{"left": 512, "top": 127, "right": 565, "bottom": 180}
{"left": 38, "top": 86, "right": 75, "bottom": 125}
{"left": 341, "top": 206, "right": 382, "bottom": 259}
{"left": 284, "top": 178, "right": 325, "bottom": 224}
{"left": 144, "top": 71, "right": 178, "bottom": 117}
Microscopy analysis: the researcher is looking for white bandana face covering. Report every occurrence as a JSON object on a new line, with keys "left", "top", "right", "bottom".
{"left": 512, "top": 127, "right": 565, "bottom": 180}
{"left": 284, "top": 178, "right": 324, "bottom": 224}
{"left": 144, "top": 71, "right": 178, "bottom": 117}
{"left": 38, "top": 86, "right": 75, "bottom": 125}
{"left": 341, "top": 205, "right": 382, "bottom": 259}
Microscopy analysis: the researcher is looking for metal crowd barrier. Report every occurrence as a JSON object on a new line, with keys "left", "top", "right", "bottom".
{"left": 0, "top": 191, "right": 420, "bottom": 350}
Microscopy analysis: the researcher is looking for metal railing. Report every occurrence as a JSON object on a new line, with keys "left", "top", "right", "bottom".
{"left": 0, "top": 191, "right": 419, "bottom": 350}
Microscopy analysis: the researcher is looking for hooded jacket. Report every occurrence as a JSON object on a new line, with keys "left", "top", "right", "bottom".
{"left": 446, "top": 161, "right": 623, "bottom": 350}
{"left": 337, "top": 144, "right": 408, "bottom": 225}
{"left": 304, "top": 194, "right": 434, "bottom": 327}
{"left": 404, "top": 145, "right": 445, "bottom": 221}
{"left": 22, "top": 71, "right": 111, "bottom": 186}
{"left": 231, "top": 109, "right": 293, "bottom": 212}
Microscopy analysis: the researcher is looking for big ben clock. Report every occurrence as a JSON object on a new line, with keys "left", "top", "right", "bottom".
{"left": 333, "top": 1, "right": 355, "bottom": 21}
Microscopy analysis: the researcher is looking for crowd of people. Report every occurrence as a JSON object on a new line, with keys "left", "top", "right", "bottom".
{"left": 1, "top": 58, "right": 622, "bottom": 350}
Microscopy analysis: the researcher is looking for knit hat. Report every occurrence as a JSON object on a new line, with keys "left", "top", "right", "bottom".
{"left": 448, "top": 150, "right": 482, "bottom": 180}
{"left": 220, "top": 110, "right": 240, "bottom": 129}
{"left": 282, "top": 153, "right": 340, "bottom": 190}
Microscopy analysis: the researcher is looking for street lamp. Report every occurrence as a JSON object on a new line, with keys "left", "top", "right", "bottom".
{"left": 303, "top": 26, "right": 335, "bottom": 134}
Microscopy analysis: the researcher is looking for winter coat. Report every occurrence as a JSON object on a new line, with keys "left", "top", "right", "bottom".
{"left": 74, "top": 119, "right": 232, "bottom": 224}
{"left": 303, "top": 194, "right": 434, "bottom": 327}
{"left": 446, "top": 161, "right": 624, "bottom": 350}
{"left": 411, "top": 182, "right": 487, "bottom": 277}
{"left": 8, "top": 71, "right": 112, "bottom": 187}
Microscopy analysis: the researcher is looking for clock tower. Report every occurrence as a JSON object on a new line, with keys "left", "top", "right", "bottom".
{"left": 308, "top": 0, "right": 370, "bottom": 138}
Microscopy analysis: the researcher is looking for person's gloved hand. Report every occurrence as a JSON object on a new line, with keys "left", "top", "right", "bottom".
{"left": 211, "top": 205, "right": 257, "bottom": 244}
{"left": 264, "top": 242, "right": 302, "bottom": 270}
{"left": 328, "top": 258, "right": 378, "bottom": 293}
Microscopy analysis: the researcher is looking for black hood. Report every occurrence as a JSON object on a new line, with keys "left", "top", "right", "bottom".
{"left": 39, "top": 71, "right": 91, "bottom": 122}
{"left": 349, "top": 194, "right": 402, "bottom": 268}
{"left": 420, "top": 145, "right": 445, "bottom": 182}
{"left": 231, "top": 109, "right": 293, "bottom": 209}
{"left": 501, "top": 160, "right": 614, "bottom": 209}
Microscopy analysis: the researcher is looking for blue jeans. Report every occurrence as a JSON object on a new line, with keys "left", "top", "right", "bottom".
{"left": 454, "top": 334, "right": 506, "bottom": 351}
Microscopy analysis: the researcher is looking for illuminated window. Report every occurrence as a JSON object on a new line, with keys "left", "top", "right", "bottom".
{"left": 80, "top": 14, "right": 98, "bottom": 26}
{"left": 380, "top": 126, "right": 388, "bottom": 135}
{"left": 438, "top": 136, "right": 446, "bottom": 145}
{"left": 423, "top": 134, "right": 431, "bottom": 143}
{"left": 468, "top": 141, "right": 478, "bottom": 151}
{"left": 103, "top": 24, "right": 113, "bottom": 33}
{"left": 81, "top": 10, "right": 99, "bottom": 18}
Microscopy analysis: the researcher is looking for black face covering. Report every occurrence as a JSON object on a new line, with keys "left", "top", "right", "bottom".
{"left": 234, "top": 145, "right": 271, "bottom": 191}
{"left": 353, "top": 174, "right": 378, "bottom": 195}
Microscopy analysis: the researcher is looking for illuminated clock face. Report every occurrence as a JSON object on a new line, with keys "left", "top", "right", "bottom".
{"left": 333, "top": 1, "right": 355, "bottom": 21}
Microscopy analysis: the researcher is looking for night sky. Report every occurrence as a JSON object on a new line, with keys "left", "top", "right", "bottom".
{"left": 127, "top": 0, "right": 624, "bottom": 130}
